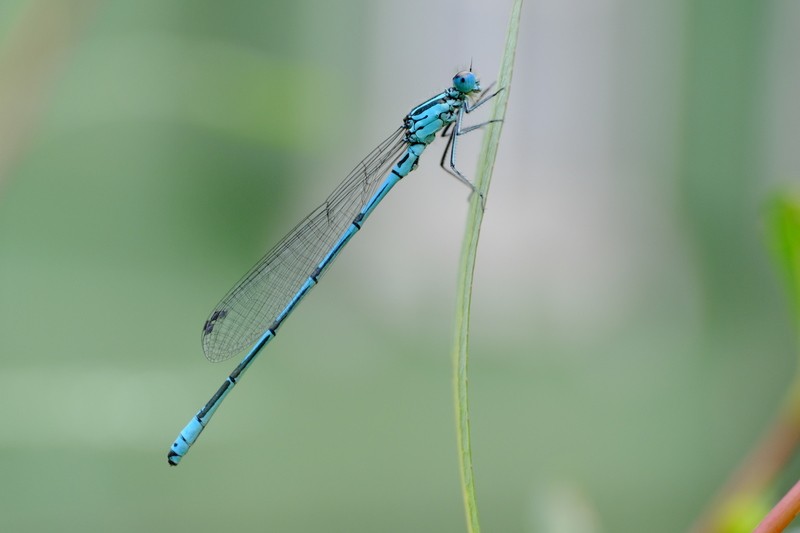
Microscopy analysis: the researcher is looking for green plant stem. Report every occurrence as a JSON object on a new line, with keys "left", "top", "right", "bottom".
{"left": 451, "top": 1, "right": 522, "bottom": 531}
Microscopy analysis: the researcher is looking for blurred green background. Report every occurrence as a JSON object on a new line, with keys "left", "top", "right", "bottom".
{"left": 1, "top": 1, "right": 799, "bottom": 532}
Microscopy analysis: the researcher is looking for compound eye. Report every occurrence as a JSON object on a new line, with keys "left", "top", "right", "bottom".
{"left": 452, "top": 71, "right": 477, "bottom": 93}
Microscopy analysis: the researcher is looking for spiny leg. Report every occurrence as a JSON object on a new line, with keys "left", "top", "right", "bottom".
{"left": 441, "top": 108, "right": 486, "bottom": 209}
{"left": 439, "top": 123, "right": 456, "bottom": 168}
{"left": 440, "top": 85, "right": 504, "bottom": 140}
{"left": 458, "top": 118, "right": 503, "bottom": 135}
{"left": 437, "top": 117, "right": 502, "bottom": 185}
{"left": 438, "top": 116, "right": 500, "bottom": 174}
{"left": 465, "top": 85, "right": 504, "bottom": 113}
{"left": 440, "top": 121, "right": 455, "bottom": 138}
{"left": 444, "top": 114, "right": 503, "bottom": 204}
{"left": 438, "top": 87, "right": 505, "bottom": 210}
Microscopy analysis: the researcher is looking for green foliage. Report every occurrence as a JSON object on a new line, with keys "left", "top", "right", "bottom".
{"left": 769, "top": 194, "right": 800, "bottom": 327}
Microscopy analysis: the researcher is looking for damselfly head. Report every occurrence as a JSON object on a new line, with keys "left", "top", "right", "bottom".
{"left": 452, "top": 71, "right": 480, "bottom": 95}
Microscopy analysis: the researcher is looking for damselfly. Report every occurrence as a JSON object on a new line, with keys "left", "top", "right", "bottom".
{"left": 168, "top": 69, "right": 500, "bottom": 465}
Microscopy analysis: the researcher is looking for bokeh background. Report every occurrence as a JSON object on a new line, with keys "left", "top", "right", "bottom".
{"left": 1, "top": 1, "right": 799, "bottom": 532}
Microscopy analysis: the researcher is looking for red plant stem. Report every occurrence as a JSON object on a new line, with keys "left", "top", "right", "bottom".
{"left": 690, "top": 382, "right": 800, "bottom": 532}
{"left": 753, "top": 479, "right": 800, "bottom": 533}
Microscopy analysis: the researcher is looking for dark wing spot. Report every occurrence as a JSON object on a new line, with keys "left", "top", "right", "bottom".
{"left": 202, "top": 309, "right": 228, "bottom": 335}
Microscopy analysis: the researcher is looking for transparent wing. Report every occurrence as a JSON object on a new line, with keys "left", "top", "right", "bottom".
{"left": 201, "top": 127, "right": 407, "bottom": 362}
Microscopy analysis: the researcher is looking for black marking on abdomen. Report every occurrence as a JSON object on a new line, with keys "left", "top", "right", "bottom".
{"left": 200, "top": 380, "right": 232, "bottom": 415}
